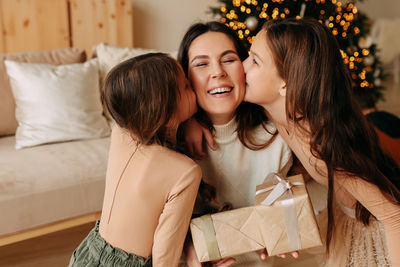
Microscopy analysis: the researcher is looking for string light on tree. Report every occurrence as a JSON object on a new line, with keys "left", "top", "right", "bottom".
{"left": 245, "top": 16, "right": 259, "bottom": 30}
{"left": 210, "top": 0, "right": 386, "bottom": 107}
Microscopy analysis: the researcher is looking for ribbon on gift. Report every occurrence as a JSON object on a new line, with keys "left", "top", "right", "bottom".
{"left": 255, "top": 173, "right": 304, "bottom": 252}
{"left": 200, "top": 214, "right": 222, "bottom": 261}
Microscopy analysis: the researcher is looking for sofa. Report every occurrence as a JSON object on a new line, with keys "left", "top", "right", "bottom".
{"left": 0, "top": 44, "right": 175, "bottom": 245}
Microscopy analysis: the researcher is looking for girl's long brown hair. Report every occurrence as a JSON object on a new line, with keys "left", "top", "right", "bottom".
{"left": 178, "top": 21, "right": 275, "bottom": 150}
{"left": 263, "top": 18, "right": 400, "bottom": 251}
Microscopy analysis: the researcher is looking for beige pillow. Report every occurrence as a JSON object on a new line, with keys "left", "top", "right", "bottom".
{"left": 5, "top": 59, "right": 110, "bottom": 149}
{"left": 0, "top": 48, "right": 87, "bottom": 136}
{"left": 95, "top": 43, "right": 178, "bottom": 81}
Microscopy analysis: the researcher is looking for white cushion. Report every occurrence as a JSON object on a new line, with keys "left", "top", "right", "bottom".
{"left": 5, "top": 59, "right": 110, "bottom": 149}
{"left": 95, "top": 43, "right": 178, "bottom": 81}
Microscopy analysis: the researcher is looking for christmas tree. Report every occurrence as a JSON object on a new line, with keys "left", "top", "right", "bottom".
{"left": 210, "top": 0, "right": 385, "bottom": 106}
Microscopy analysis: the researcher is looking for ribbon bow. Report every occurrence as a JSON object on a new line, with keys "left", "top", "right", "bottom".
{"left": 255, "top": 173, "right": 303, "bottom": 206}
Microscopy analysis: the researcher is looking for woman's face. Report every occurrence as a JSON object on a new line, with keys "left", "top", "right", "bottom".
{"left": 176, "top": 66, "right": 197, "bottom": 124}
{"left": 243, "top": 30, "right": 286, "bottom": 110}
{"left": 188, "top": 32, "right": 245, "bottom": 125}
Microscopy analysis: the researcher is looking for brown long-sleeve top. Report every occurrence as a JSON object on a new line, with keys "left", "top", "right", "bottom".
{"left": 274, "top": 122, "right": 400, "bottom": 266}
{"left": 99, "top": 126, "right": 202, "bottom": 267}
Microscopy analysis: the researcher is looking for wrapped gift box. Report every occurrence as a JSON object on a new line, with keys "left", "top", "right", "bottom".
{"left": 190, "top": 174, "right": 322, "bottom": 262}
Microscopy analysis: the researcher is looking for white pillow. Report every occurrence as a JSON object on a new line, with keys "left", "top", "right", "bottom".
{"left": 5, "top": 59, "right": 110, "bottom": 149}
{"left": 95, "top": 43, "right": 178, "bottom": 81}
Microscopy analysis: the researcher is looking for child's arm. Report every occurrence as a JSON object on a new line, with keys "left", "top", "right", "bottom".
{"left": 182, "top": 118, "right": 216, "bottom": 159}
{"left": 152, "top": 164, "right": 202, "bottom": 267}
{"left": 275, "top": 122, "right": 400, "bottom": 266}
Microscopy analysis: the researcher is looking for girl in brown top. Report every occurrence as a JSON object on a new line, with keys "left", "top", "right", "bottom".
{"left": 69, "top": 53, "right": 202, "bottom": 267}
{"left": 244, "top": 19, "right": 400, "bottom": 266}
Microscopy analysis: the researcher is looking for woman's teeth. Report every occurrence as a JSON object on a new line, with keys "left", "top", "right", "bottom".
{"left": 208, "top": 87, "right": 233, "bottom": 95}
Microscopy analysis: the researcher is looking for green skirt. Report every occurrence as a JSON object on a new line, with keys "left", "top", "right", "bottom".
{"left": 69, "top": 220, "right": 152, "bottom": 267}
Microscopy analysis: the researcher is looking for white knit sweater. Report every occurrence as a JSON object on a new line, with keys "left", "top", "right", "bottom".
{"left": 198, "top": 117, "right": 292, "bottom": 209}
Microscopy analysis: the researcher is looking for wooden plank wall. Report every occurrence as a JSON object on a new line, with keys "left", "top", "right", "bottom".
{"left": 0, "top": 0, "right": 134, "bottom": 55}
{"left": 0, "top": 0, "right": 70, "bottom": 53}
{"left": 70, "top": 0, "right": 134, "bottom": 56}
{"left": 0, "top": 2, "right": 4, "bottom": 53}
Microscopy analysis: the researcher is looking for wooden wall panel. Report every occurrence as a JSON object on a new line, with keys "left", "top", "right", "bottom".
{"left": 0, "top": 0, "right": 70, "bottom": 53}
{"left": 70, "top": 0, "right": 134, "bottom": 56}
{"left": 0, "top": 2, "right": 4, "bottom": 53}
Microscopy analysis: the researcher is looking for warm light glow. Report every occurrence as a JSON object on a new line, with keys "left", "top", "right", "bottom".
{"left": 354, "top": 27, "right": 360, "bottom": 34}
{"left": 359, "top": 70, "right": 366, "bottom": 80}
{"left": 260, "top": 12, "right": 267, "bottom": 18}
{"left": 342, "top": 32, "right": 347, "bottom": 37}
{"left": 362, "top": 49, "right": 370, "bottom": 56}
{"left": 272, "top": 8, "right": 279, "bottom": 19}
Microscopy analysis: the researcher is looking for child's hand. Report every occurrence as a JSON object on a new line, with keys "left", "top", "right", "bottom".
{"left": 203, "top": 257, "right": 236, "bottom": 266}
{"left": 260, "top": 249, "right": 299, "bottom": 260}
{"left": 185, "top": 241, "right": 235, "bottom": 267}
{"left": 185, "top": 241, "right": 202, "bottom": 267}
{"left": 183, "top": 118, "right": 216, "bottom": 159}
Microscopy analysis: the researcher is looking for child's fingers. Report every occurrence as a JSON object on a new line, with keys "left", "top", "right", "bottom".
{"left": 277, "top": 251, "right": 299, "bottom": 259}
{"left": 212, "top": 257, "right": 236, "bottom": 266}
{"left": 260, "top": 249, "right": 268, "bottom": 260}
{"left": 202, "top": 127, "right": 216, "bottom": 151}
{"left": 193, "top": 140, "right": 206, "bottom": 159}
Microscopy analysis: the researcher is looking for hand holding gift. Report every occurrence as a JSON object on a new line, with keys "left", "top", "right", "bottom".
{"left": 190, "top": 174, "right": 322, "bottom": 262}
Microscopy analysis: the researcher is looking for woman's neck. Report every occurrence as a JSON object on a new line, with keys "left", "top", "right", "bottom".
{"left": 208, "top": 112, "right": 236, "bottom": 126}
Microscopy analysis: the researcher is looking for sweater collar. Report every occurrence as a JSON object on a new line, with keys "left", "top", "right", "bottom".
{"left": 214, "top": 117, "right": 237, "bottom": 144}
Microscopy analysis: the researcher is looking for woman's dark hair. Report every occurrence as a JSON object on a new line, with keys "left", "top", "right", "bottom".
{"left": 263, "top": 18, "right": 400, "bottom": 252}
{"left": 178, "top": 21, "right": 275, "bottom": 150}
{"left": 103, "top": 53, "right": 181, "bottom": 147}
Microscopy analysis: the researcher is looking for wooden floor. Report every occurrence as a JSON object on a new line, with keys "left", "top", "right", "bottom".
{"left": 0, "top": 222, "right": 93, "bottom": 267}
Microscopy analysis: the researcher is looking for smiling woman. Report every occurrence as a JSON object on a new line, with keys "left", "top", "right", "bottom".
{"left": 178, "top": 21, "right": 293, "bottom": 267}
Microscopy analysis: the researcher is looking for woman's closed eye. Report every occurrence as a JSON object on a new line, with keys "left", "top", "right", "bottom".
{"left": 221, "top": 57, "right": 238, "bottom": 64}
{"left": 193, "top": 61, "right": 208, "bottom": 67}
